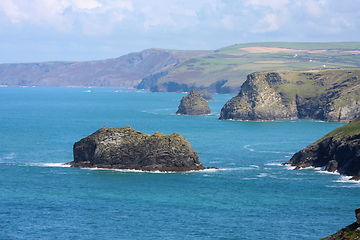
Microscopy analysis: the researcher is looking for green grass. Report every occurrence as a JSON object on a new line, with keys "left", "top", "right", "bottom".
{"left": 318, "top": 117, "right": 360, "bottom": 142}
{"left": 155, "top": 42, "right": 360, "bottom": 91}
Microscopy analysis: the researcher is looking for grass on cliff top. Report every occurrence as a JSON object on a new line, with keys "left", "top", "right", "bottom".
{"left": 317, "top": 116, "right": 360, "bottom": 142}
{"left": 158, "top": 42, "right": 360, "bottom": 89}
{"left": 267, "top": 68, "right": 360, "bottom": 105}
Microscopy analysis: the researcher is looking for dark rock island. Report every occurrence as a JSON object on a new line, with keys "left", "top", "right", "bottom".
{"left": 220, "top": 69, "right": 360, "bottom": 121}
{"left": 284, "top": 116, "right": 360, "bottom": 180}
{"left": 176, "top": 89, "right": 211, "bottom": 115}
{"left": 321, "top": 207, "right": 360, "bottom": 240}
{"left": 68, "top": 126, "right": 205, "bottom": 172}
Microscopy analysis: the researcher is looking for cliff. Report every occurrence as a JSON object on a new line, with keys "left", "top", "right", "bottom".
{"left": 219, "top": 69, "right": 360, "bottom": 122}
{"left": 68, "top": 126, "right": 205, "bottom": 172}
{"left": 321, "top": 207, "right": 360, "bottom": 240}
{"left": 284, "top": 116, "right": 360, "bottom": 180}
{"left": 176, "top": 90, "right": 211, "bottom": 115}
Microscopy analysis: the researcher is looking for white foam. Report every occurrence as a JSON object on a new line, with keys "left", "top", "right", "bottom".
{"left": 42, "top": 163, "right": 71, "bottom": 168}
{"left": 265, "top": 162, "right": 283, "bottom": 167}
{"left": 257, "top": 173, "right": 267, "bottom": 178}
{"left": 3, "top": 153, "right": 15, "bottom": 160}
{"left": 244, "top": 145, "right": 255, "bottom": 152}
{"left": 284, "top": 164, "right": 296, "bottom": 170}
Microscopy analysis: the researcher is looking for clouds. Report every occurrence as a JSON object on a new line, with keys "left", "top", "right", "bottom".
{"left": 0, "top": 0, "right": 359, "bottom": 63}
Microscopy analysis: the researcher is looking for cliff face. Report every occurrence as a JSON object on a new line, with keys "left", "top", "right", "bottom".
{"left": 219, "top": 69, "right": 360, "bottom": 122}
{"left": 68, "top": 126, "right": 204, "bottom": 172}
{"left": 176, "top": 90, "right": 211, "bottom": 115}
{"left": 284, "top": 116, "right": 360, "bottom": 180}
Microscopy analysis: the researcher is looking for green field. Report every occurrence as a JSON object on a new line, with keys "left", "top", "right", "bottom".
{"left": 155, "top": 42, "right": 360, "bottom": 92}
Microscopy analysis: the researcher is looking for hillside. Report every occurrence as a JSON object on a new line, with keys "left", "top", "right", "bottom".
{"left": 1, "top": 42, "right": 360, "bottom": 92}
{"left": 0, "top": 49, "right": 177, "bottom": 88}
{"left": 144, "top": 42, "right": 360, "bottom": 93}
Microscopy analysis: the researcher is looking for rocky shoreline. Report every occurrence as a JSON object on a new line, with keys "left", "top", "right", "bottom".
{"left": 284, "top": 116, "right": 360, "bottom": 180}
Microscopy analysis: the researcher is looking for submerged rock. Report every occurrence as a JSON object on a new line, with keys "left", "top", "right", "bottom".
{"left": 68, "top": 126, "right": 205, "bottom": 172}
{"left": 176, "top": 89, "right": 211, "bottom": 115}
{"left": 283, "top": 116, "right": 360, "bottom": 180}
{"left": 321, "top": 207, "right": 360, "bottom": 240}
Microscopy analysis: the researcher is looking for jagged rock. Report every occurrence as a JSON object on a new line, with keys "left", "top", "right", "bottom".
{"left": 197, "top": 89, "right": 214, "bottom": 101}
{"left": 176, "top": 89, "right": 211, "bottom": 115}
{"left": 67, "top": 126, "right": 205, "bottom": 172}
{"left": 284, "top": 116, "right": 360, "bottom": 180}
{"left": 321, "top": 208, "right": 360, "bottom": 240}
{"left": 220, "top": 69, "right": 360, "bottom": 121}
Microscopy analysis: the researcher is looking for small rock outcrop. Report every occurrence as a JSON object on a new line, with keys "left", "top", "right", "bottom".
{"left": 68, "top": 126, "right": 205, "bottom": 172}
{"left": 176, "top": 89, "right": 211, "bottom": 115}
{"left": 284, "top": 116, "right": 360, "bottom": 180}
{"left": 220, "top": 69, "right": 360, "bottom": 121}
{"left": 197, "top": 89, "right": 214, "bottom": 101}
{"left": 321, "top": 207, "right": 360, "bottom": 240}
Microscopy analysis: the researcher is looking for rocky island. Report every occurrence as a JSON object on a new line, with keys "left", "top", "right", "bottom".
{"left": 176, "top": 89, "right": 211, "bottom": 115}
{"left": 284, "top": 116, "right": 360, "bottom": 180}
{"left": 321, "top": 207, "right": 360, "bottom": 240}
{"left": 68, "top": 126, "right": 205, "bottom": 172}
{"left": 219, "top": 69, "right": 360, "bottom": 121}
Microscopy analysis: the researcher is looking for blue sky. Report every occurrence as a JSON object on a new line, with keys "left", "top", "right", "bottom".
{"left": 0, "top": 0, "right": 359, "bottom": 63}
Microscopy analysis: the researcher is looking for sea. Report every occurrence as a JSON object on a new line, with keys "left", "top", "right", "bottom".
{"left": 0, "top": 87, "right": 359, "bottom": 239}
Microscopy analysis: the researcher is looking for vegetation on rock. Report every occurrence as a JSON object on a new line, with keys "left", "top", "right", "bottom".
{"left": 220, "top": 69, "right": 360, "bottom": 122}
{"left": 321, "top": 207, "right": 360, "bottom": 240}
{"left": 176, "top": 89, "right": 211, "bottom": 115}
{"left": 68, "top": 126, "right": 204, "bottom": 172}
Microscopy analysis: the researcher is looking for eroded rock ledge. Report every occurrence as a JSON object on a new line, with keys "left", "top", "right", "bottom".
{"left": 67, "top": 126, "right": 205, "bottom": 172}
{"left": 283, "top": 116, "right": 360, "bottom": 180}
{"left": 220, "top": 69, "right": 360, "bottom": 121}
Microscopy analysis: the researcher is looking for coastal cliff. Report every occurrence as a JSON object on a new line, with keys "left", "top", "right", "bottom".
{"left": 219, "top": 69, "right": 360, "bottom": 121}
{"left": 321, "top": 207, "right": 360, "bottom": 240}
{"left": 68, "top": 126, "right": 205, "bottom": 172}
{"left": 284, "top": 116, "right": 360, "bottom": 180}
{"left": 176, "top": 90, "right": 211, "bottom": 115}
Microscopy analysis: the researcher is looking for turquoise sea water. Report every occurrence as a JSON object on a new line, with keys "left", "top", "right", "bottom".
{"left": 0, "top": 87, "right": 359, "bottom": 239}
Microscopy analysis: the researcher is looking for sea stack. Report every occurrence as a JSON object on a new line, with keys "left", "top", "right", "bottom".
{"left": 68, "top": 126, "right": 205, "bottom": 172}
{"left": 284, "top": 116, "right": 360, "bottom": 180}
{"left": 176, "top": 89, "right": 211, "bottom": 115}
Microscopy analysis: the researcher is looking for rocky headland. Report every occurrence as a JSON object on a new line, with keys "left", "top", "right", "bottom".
{"left": 219, "top": 69, "right": 360, "bottom": 122}
{"left": 284, "top": 116, "right": 360, "bottom": 180}
{"left": 176, "top": 89, "right": 211, "bottom": 115}
{"left": 321, "top": 207, "right": 360, "bottom": 240}
{"left": 68, "top": 126, "right": 205, "bottom": 172}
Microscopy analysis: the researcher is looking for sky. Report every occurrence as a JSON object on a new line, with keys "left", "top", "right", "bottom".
{"left": 0, "top": 0, "right": 359, "bottom": 63}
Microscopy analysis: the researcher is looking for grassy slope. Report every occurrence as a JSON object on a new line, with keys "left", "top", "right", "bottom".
{"left": 267, "top": 69, "right": 360, "bottom": 105}
{"left": 157, "top": 42, "right": 360, "bottom": 89}
{"left": 317, "top": 116, "right": 360, "bottom": 142}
